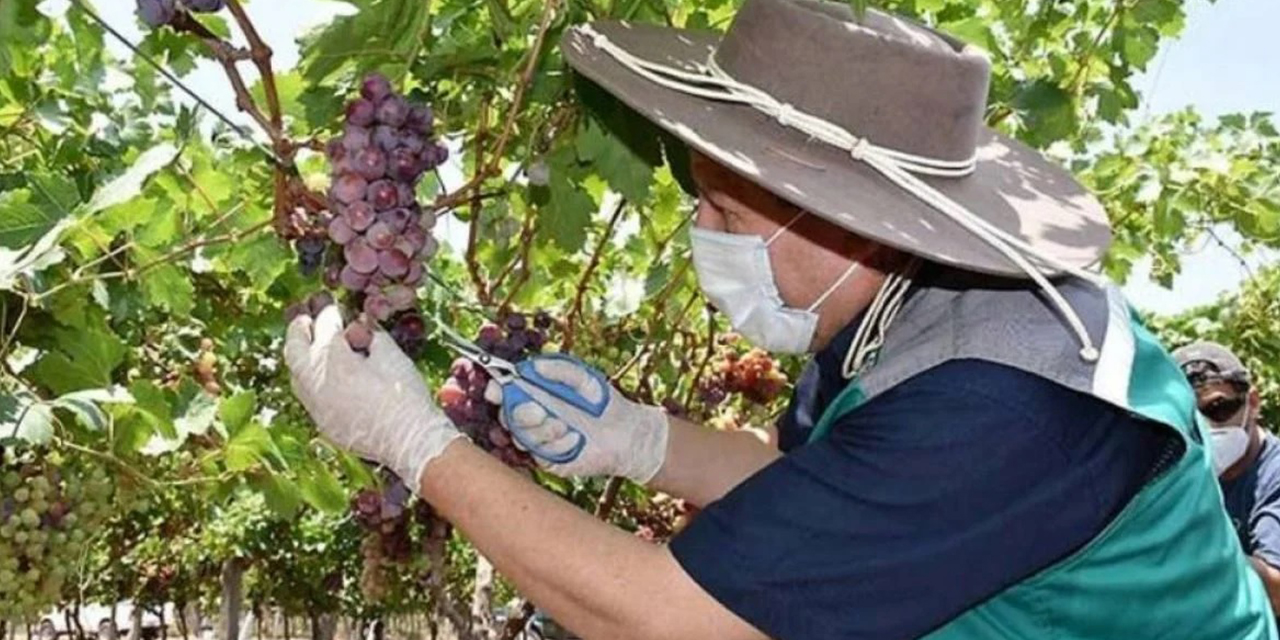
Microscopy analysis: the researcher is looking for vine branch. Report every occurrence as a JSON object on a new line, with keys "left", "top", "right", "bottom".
{"left": 563, "top": 199, "right": 628, "bottom": 350}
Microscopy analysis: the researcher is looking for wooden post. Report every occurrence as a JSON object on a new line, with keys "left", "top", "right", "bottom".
{"left": 217, "top": 559, "right": 245, "bottom": 640}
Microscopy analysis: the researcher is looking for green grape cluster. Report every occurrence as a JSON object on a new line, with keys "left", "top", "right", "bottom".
{"left": 0, "top": 443, "right": 114, "bottom": 620}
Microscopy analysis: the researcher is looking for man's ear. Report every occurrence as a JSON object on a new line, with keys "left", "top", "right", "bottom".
{"left": 1250, "top": 388, "right": 1262, "bottom": 413}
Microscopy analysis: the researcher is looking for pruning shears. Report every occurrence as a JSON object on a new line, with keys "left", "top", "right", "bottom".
{"left": 432, "top": 321, "right": 605, "bottom": 464}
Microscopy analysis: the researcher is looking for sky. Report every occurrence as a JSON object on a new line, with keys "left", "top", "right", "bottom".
{"left": 74, "top": 0, "right": 1280, "bottom": 316}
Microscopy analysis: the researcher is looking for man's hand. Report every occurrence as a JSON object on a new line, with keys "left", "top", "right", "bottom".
{"left": 483, "top": 355, "right": 669, "bottom": 484}
{"left": 285, "top": 304, "right": 466, "bottom": 487}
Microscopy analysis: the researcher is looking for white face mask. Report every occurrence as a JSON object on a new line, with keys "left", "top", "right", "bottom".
{"left": 690, "top": 214, "right": 859, "bottom": 354}
{"left": 1209, "top": 405, "right": 1251, "bottom": 476}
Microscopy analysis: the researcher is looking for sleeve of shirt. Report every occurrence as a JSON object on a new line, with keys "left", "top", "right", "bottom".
{"left": 1248, "top": 455, "right": 1280, "bottom": 568}
{"left": 668, "top": 359, "right": 1170, "bottom": 640}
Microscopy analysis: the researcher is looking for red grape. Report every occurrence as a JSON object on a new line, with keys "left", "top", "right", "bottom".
{"left": 397, "top": 183, "right": 416, "bottom": 208}
{"left": 363, "top": 293, "right": 394, "bottom": 321}
{"left": 328, "top": 216, "right": 356, "bottom": 244}
{"left": 376, "top": 95, "right": 409, "bottom": 127}
{"left": 404, "top": 261, "right": 423, "bottom": 286}
{"left": 344, "top": 238, "right": 379, "bottom": 274}
{"left": 345, "top": 320, "right": 374, "bottom": 351}
{"left": 353, "top": 148, "right": 388, "bottom": 181}
{"left": 421, "top": 235, "right": 439, "bottom": 259}
{"left": 361, "top": 73, "right": 393, "bottom": 103}
{"left": 403, "top": 225, "right": 427, "bottom": 253}
{"left": 346, "top": 99, "right": 376, "bottom": 127}
{"left": 372, "top": 125, "right": 398, "bottom": 152}
{"left": 378, "top": 207, "right": 410, "bottom": 233}
{"left": 366, "top": 221, "right": 396, "bottom": 250}
{"left": 342, "top": 125, "right": 372, "bottom": 152}
{"left": 339, "top": 265, "right": 371, "bottom": 292}
{"left": 323, "top": 263, "right": 342, "bottom": 288}
{"left": 393, "top": 237, "right": 417, "bottom": 259}
{"left": 384, "top": 284, "right": 416, "bottom": 311}
{"left": 389, "top": 147, "right": 422, "bottom": 181}
{"left": 343, "top": 201, "right": 376, "bottom": 231}
{"left": 331, "top": 174, "right": 368, "bottom": 205}
{"left": 406, "top": 105, "right": 434, "bottom": 133}
{"left": 377, "top": 248, "right": 410, "bottom": 278}
{"left": 368, "top": 180, "right": 398, "bottom": 210}
{"left": 418, "top": 209, "right": 438, "bottom": 230}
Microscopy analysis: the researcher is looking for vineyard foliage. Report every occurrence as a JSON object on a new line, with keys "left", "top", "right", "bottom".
{"left": 1, "top": 0, "right": 1278, "bottom": 629}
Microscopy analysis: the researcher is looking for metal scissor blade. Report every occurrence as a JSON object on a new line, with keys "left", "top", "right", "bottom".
{"left": 428, "top": 314, "right": 519, "bottom": 382}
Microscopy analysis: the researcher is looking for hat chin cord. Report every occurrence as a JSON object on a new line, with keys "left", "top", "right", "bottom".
{"left": 580, "top": 26, "right": 1104, "bottom": 367}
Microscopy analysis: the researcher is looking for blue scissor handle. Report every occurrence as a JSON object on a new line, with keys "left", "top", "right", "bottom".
{"left": 500, "top": 383, "right": 589, "bottom": 464}
{"left": 514, "top": 354, "right": 612, "bottom": 418}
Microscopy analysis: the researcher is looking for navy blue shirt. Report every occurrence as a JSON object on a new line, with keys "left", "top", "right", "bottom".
{"left": 1222, "top": 431, "right": 1280, "bottom": 568}
{"left": 669, "top": 322, "right": 1176, "bottom": 640}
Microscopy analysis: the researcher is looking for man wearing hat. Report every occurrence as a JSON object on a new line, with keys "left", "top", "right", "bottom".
{"left": 1176, "top": 341, "right": 1280, "bottom": 614}
{"left": 285, "top": 0, "right": 1276, "bottom": 637}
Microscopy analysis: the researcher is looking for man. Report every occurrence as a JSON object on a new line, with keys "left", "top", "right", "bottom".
{"left": 1176, "top": 341, "right": 1280, "bottom": 614}
{"left": 285, "top": 1, "right": 1276, "bottom": 638}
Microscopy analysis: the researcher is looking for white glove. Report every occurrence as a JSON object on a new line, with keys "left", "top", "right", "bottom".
{"left": 285, "top": 305, "right": 466, "bottom": 488}
{"left": 484, "top": 355, "right": 669, "bottom": 484}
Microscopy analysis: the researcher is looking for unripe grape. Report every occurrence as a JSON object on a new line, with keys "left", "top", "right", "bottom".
{"left": 526, "top": 161, "right": 551, "bottom": 186}
{"left": 13, "top": 488, "right": 29, "bottom": 503}
{"left": 2, "top": 471, "right": 19, "bottom": 489}
{"left": 346, "top": 98, "right": 377, "bottom": 127}
{"left": 13, "top": 531, "right": 27, "bottom": 544}
{"left": 361, "top": 74, "right": 393, "bottom": 103}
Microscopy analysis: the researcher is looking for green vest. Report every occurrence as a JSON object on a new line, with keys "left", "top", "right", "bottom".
{"left": 809, "top": 276, "right": 1275, "bottom": 639}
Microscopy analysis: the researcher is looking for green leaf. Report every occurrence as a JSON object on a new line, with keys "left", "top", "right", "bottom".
{"left": 297, "top": 462, "right": 348, "bottom": 514}
{"left": 0, "top": 0, "right": 49, "bottom": 77}
{"left": 49, "top": 387, "right": 133, "bottom": 432}
{"left": 174, "top": 391, "right": 220, "bottom": 440}
{"left": 577, "top": 121, "right": 653, "bottom": 203}
{"left": 0, "top": 393, "right": 54, "bottom": 445}
{"left": 225, "top": 233, "right": 288, "bottom": 291}
{"left": 225, "top": 421, "right": 274, "bottom": 472}
{"left": 545, "top": 180, "right": 595, "bottom": 252}
{"left": 29, "top": 320, "right": 127, "bottom": 396}
{"left": 139, "top": 263, "right": 195, "bottom": 315}
{"left": 82, "top": 144, "right": 180, "bottom": 215}
{"left": 249, "top": 473, "right": 302, "bottom": 519}
{"left": 1013, "top": 79, "right": 1078, "bottom": 147}
{"left": 0, "top": 171, "right": 79, "bottom": 249}
{"left": 219, "top": 391, "right": 258, "bottom": 434}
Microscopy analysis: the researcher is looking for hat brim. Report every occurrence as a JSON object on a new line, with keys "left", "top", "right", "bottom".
{"left": 562, "top": 21, "right": 1112, "bottom": 278}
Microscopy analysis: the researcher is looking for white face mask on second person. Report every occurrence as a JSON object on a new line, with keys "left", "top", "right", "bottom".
{"left": 1210, "top": 404, "right": 1252, "bottom": 476}
{"left": 690, "top": 213, "right": 859, "bottom": 354}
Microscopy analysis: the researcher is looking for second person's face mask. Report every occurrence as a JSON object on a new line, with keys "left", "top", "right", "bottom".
{"left": 690, "top": 213, "right": 859, "bottom": 354}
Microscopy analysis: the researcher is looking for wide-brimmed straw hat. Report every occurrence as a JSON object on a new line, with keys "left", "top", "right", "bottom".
{"left": 560, "top": 0, "right": 1112, "bottom": 279}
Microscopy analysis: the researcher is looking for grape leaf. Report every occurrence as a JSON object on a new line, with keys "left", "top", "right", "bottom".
{"left": 49, "top": 387, "right": 133, "bottom": 432}
{"left": 82, "top": 143, "right": 179, "bottom": 215}
{"left": 225, "top": 233, "right": 289, "bottom": 291}
{"left": 139, "top": 263, "right": 196, "bottom": 316}
{"left": 250, "top": 472, "right": 302, "bottom": 520}
{"left": 297, "top": 461, "right": 348, "bottom": 514}
{"left": 225, "top": 422, "right": 275, "bottom": 472}
{"left": 576, "top": 121, "right": 653, "bottom": 204}
{"left": 545, "top": 179, "right": 595, "bottom": 252}
{"left": 0, "top": 0, "right": 49, "bottom": 78}
{"left": 0, "top": 392, "right": 54, "bottom": 445}
{"left": 219, "top": 391, "right": 258, "bottom": 434}
{"left": 0, "top": 171, "right": 78, "bottom": 249}
{"left": 29, "top": 321, "right": 127, "bottom": 396}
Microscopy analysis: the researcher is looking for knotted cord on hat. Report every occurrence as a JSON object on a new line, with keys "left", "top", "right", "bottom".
{"left": 579, "top": 25, "right": 1105, "bottom": 366}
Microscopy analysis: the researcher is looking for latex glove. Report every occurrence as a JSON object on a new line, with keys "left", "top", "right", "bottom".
{"left": 285, "top": 305, "right": 466, "bottom": 487}
{"left": 484, "top": 355, "right": 669, "bottom": 483}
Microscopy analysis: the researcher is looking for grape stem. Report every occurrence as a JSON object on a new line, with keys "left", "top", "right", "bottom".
{"left": 682, "top": 305, "right": 719, "bottom": 408}
{"left": 224, "top": 0, "right": 284, "bottom": 132}
{"left": 493, "top": 211, "right": 540, "bottom": 310}
{"left": 563, "top": 199, "right": 627, "bottom": 351}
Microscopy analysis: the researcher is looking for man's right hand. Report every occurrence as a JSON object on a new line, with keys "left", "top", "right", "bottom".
{"left": 483, "top": 355, "right": 670, "bottom": 484}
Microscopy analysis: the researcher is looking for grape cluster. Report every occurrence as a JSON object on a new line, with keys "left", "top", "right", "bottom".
{"left": 296, "top": 73, "right": 446, "bottom": 355}
{"left": 700, "top": 347, "right": 788, "bottom": 406}
{"left": 0, "top": 443, "right": 114, "bottom": 619}
{"left": 437, "top": 311, "right": 554, "bottom": 468}
{"left": 135, "top": 0, "right": 223, "bottom": 27}
{"left": 348, "top": 474, "right": 449, "bottom": 602}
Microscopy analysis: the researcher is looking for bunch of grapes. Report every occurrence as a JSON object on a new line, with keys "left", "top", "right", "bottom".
{"left": 301, "top": 73, "right": 448, "bottom": 354}
{"left": 136, "top": 0, "right": 223, "bottom": 28}
{"left": 0, "top": 443, "right": 114, "bottom": 620}
{"left": 700, "top": 346, "right": 788, "bottom": 406}
{"left": 348, "top": 473, "right": 450, "bottom": 603}
{"left": 436, "top": 311, "right": 554, "bottom": 469}
{"left": 627, "top": 493, "right": 694, "bottom": 544}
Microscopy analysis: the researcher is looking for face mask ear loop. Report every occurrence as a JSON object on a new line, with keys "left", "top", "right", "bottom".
{"left": 807, "top": 260, "right": 862, "bottom": 312}
{"left": 766, "top": 210, "right": 807, "bottom": 246}
{"left": 843, "top": 258, "right": 919, "bottom": 379}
